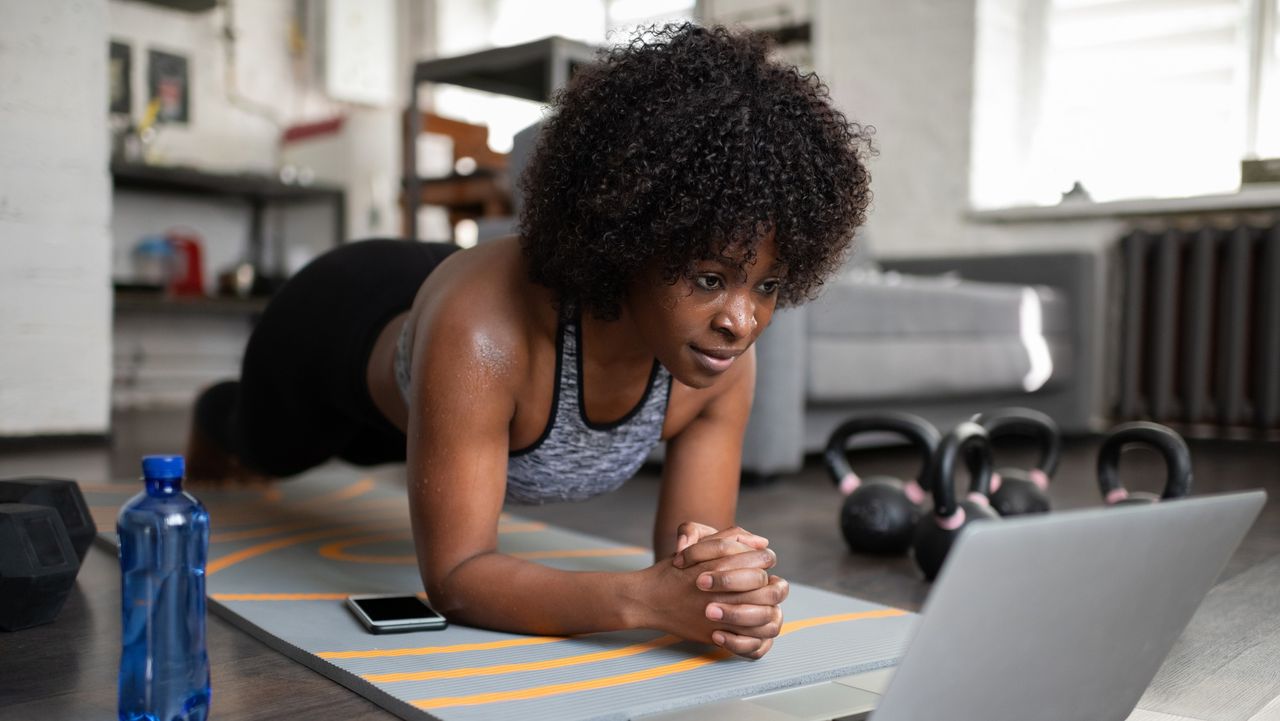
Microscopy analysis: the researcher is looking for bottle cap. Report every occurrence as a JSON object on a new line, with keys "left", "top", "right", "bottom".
{"left": 142, "top": 455, "right": 185, "bottom": 481}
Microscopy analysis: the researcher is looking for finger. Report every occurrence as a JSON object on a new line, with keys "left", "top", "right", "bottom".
{"left": 711, "top": 630, "right": 770, "bottom": 659}
{"left": 744, "top": 637, "right": 773, "bottom": 660}
{"left": 711, "top": 575, "right": 790, "bottom": 606}
{"left": 705, "top": 547, "right": 777, "bottom": 573}
{"left": 675, "top": 538, "right": 763, "bottom": 568}
{"left": 702, "top": 525, "right": 769, "bottom": 550}
{"left": 705, "top": 602, "right": 780, "bottom": 629}
{"left": 697, "top": 566, "right": 770, "bottom": 593}
{"left": 674, "top": 521, "right": 719, "bottom": 554}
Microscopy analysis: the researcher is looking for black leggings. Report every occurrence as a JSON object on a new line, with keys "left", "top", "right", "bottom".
{"left": 197, "top": 239, "right": 459, "bottom": 477}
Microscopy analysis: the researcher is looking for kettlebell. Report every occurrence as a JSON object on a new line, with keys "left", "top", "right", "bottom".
{"left": 824, "top": 411, "right": 940, "bottom": 555}
{"left": 972, "top": 408, "right": 1060, "bottom": 516}
{"left": 1097, "top": 421, "right": 1193, "bottom": 505}
{"left": 912, "top": 421, "right": 1000, "bottom": 582}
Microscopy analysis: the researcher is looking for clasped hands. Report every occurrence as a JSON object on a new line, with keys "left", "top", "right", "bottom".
{"left": 642, "top": 521, "right": 789, "bottom": 660}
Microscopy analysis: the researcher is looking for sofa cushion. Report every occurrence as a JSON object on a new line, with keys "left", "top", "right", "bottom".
{"left": 804, "top": 274, "right": 1072, "bottom": 402}
{"left": 807, "top": 336, "right": 1073, "bottom": 402}
{"left": 808, "top": 271, "right": 1069, "bottom": 337}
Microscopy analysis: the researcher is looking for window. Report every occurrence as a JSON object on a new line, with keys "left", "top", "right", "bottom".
{"left": 972, "top": 0, "right": 1280, "bottom": 208}
{"left": 1257, "top": 0, "right": 1280, "bottom": 157}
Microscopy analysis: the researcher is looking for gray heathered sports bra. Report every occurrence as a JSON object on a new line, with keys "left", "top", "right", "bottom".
{"left": 395, "top": 313, "right": 672, "bottom": 505}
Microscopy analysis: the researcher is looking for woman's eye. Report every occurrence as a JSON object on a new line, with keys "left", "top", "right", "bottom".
{"left": 695, "top": 275, "right": 723, "bottom": 291}
{"left": 759, "top": 279, "right": 781, "bottom": 295}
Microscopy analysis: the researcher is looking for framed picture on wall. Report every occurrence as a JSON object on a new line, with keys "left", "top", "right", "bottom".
{"left": 109, "top": 41, "right": 131, "bottom": 116}
{"left": 148, "top": 49, "right": 190, "bottom": 124}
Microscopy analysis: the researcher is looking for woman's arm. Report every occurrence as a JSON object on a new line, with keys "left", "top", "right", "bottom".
{"left": 404, "top": 309, "right": 621, "bottom": 634}
{"left": 653, "top": 347, "right": 789, "bottom": 658}
{"left": 655, "top": 347, "right": 757, "bottom": 558}
{"left": 404, "top": 308, "right": 779, "bottom": 648}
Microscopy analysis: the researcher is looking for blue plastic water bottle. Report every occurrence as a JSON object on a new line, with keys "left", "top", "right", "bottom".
{"left": 117, "top": 455, "right": 211, "bottom": 721}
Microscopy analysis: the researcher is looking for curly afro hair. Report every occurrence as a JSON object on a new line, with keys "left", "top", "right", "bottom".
{"left": 519, "top": 22, "right": 874, "bottom": 321}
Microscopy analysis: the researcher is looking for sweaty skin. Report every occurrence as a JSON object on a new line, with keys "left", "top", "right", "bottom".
{"left": 364, "top": 235, "right": 789, "bottom": 659}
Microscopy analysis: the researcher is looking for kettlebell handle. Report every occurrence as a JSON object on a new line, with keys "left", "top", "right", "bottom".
{"left": 824, "top": 411, "right": 941, "bottom": 488}
{"left": 973, "top": 407, "right": 1062, "bottom": 476}
{"left": 929, "top": 421, "right": 994, "bottom": 518}
{"left": 1096, "top": 422, "right": 1193, "bottom": 502}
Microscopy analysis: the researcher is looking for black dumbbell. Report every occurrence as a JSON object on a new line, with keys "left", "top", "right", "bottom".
{"left": 1097, "top": 421, "right": 1193, "bottom": 505}
{"left": 0, "top": 477, "right": 95, "bottom": 562}
{"left": 972, "top": 408, "right": 1060, "bottom": 516}
{"left": 0, "top": 503, "right": 81, "bottom": 631}
{"left": 912, "top": 421, "right": 1000, "bottom": 582}
{"left": 824, "top": 412, "right": 940, "bottom": 555}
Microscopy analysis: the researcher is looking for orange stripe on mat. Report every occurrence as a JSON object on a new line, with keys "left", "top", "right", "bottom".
{"left": 211, "top": 519, "right": 340, "bottom": 544}
{"left": 407, "top": 609, "right": 908, "bottom": 709}
{"left": 209, "top": 506, "right": 413, "bottom": 544}
{"left": 317, "top": 532, "right": 414, "bottom": 564}
{"left": 318, "top": 635, "right": 565, "bottom": 659}
{"left": 778, "top": 608, "right": 907, "bottom": 636}
{"left": 206, "top": 522, "right": 387, "bottom": 575}
{"left": 317, "top": 543, "right": 643, "bottom": 565}
{"left": 209, "top": 478, "right": 381, "bottom": 531}
{"left": 366, "top": 635, "right": 683, "bottom": 683}
{"left": 316, "top": 524, "right": 554, "bottom": 565}
{"left": 413, "top": 651, "right": 732, "bottom": 709}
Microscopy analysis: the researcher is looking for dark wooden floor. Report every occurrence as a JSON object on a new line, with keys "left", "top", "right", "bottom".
{"left": 0, "top": 409, "right": 1277, "bottom": 720}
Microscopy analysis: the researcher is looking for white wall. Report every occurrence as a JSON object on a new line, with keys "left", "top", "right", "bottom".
{"left": 104, "top": 0, "right": 431, "bottom": 410}
{"left": 108, "top": 0, "right": 421, "bottom": 288}
{"left": 0, "top": 0, "right": 113, "bottom": 436}
{"left": 108, "top": 0, "right": 337, "bottom": 174}
{"left": 812, "top": 0, "right": 1121, "bottom": 257}
{"left": 0, "top": 1, "right": 432, "bottom": 423}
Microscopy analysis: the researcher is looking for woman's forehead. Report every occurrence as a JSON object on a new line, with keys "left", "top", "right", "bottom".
{"left": 711, "top": 232, "right": 781, "bottom": 269}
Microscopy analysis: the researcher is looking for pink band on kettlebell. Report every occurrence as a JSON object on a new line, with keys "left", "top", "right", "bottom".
{"left": 840, "top": 472, "right": 861, "bottom": 496}
{"left": 903, "top": 479, "right": 926, "bottom": 505}
{"left": 934, "top": 507, "right": 966, "bottom": 530}
{"left": 990, "top": 472, "right": 1003, "bottom": 493}
{"left": 966, "top": 492, "right": 990, "bottom": 507}
{"left": 1030, "top": 469, "right": 1050, "bottom": 491}
{"left": 1106, "top": 488, "right": 1129, "bottom": 505}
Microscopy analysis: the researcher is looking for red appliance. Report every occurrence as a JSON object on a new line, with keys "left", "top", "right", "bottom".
{"left": 165, "top": 231, "right": 206, "bottom": 297}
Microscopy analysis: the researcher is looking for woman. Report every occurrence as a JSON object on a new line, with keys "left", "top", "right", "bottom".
{"left": 189, "top": 23, "right": 873, "bottom": 660}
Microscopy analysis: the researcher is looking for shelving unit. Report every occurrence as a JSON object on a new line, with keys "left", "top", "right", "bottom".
{"left": 402, "top": 36, "right": 599, "bottom": 239}
{"left": 110, "top": 163, "right": 346, "bottom": 407}
{"left": 111, "top": 162, "right": 347, "bottom": 274}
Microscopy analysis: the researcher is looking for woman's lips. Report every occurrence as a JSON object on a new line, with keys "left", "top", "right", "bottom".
{"left": 690, "top": 345, "right": 738, "bottom": 373}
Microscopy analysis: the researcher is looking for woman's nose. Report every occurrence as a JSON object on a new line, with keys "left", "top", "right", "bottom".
{"left": 713, "top": 293, "right": 757, "bottom": 339}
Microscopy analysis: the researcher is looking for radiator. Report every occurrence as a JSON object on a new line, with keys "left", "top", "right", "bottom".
{"left": 1114, "top": 221, "right": 1280, "bottom": 434}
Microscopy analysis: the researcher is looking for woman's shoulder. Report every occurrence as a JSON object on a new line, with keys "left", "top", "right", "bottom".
{"left": 412, "top": 236, "right": 557, "bottom": 374}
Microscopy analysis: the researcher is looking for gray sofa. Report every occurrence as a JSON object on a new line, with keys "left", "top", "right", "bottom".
{"left": 741, "top": 249, "right": 1100, "bottom": 479}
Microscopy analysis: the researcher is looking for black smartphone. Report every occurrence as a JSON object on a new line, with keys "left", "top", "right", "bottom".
{"left": 345, "top": 594, "right": 448, "bottom": 634}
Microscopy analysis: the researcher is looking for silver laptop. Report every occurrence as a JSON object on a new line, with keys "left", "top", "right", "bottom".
{"left": 642, "top": 490, "right": 1266, "bottom": 721}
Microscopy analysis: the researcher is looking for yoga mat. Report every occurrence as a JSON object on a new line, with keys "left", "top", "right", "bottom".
{"left": 85, "top": 472, "right": 916, "bottom": 721}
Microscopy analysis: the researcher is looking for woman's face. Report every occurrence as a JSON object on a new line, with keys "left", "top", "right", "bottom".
{"left": 625, "top": 235, "right": 783, "bottom": 389}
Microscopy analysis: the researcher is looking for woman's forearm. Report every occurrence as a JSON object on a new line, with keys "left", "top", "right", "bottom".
{"left": 426, "top": 552, "right": 647, "bottom": 636}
